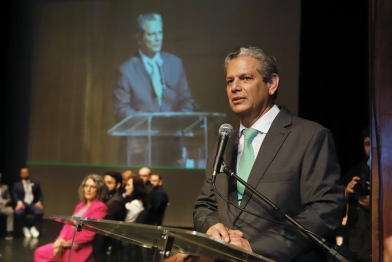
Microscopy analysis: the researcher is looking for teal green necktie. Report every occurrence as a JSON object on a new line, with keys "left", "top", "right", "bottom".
{"left": 149, "top": 61, "right": 163, "bottom": 106}
{"left": 237, "top": 128, "right": 259, "bottom": 205}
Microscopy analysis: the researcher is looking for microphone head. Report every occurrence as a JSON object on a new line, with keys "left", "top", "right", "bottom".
{"left": 219, "top": 123, "right": 234, "bottom": 137}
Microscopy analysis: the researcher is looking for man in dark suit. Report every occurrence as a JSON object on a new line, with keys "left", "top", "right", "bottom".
{"left": 112, "top": 12, "right": 195, "bottom": 166}
{"left": 193, "top": 47, "right": 345, "bottom": 261}
{"left": 0, "top": 172, "right": 14, "bottom": 240}
{"left": 145, "top": 173, "right": 168, "bottom": 226}
{"left": 13, "top": 167, "right": 44, "bottom": 238}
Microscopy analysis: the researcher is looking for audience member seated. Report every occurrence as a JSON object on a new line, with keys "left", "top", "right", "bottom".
{"left": 0, "top": 172, "right": 14, "bottom": 240}
{"left": 138, "top": 166, "right": 152, "bottom": 193}
{"left": 144, "top": 173, "right": 169, "bottom": 226}
{"left": 34, "top": 174, "right": 108, "bottom": 262}
{"left": 94, "top": 171, "right": 127, "bottom": 261}
{"left": 120, "top": 169, "right": 135, "bottom": 196}
{"left": 123, "top": 176, "right": 148, "bottom": 261}
{"left": 13, "top": 167, "right": 44, "bottom": 238}
{"left": 124, "top": 176, "right": 148, "bottom": 223}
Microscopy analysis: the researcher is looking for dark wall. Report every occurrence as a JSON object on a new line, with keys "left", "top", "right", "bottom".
{"left": 1, "top": 1, "right": 369, "bottom": 227}
{"left": 299, "top": 1, "right": 369, "bottom": 176}
{"left": 1, "top": 1, "right": 37, "bottom": 186}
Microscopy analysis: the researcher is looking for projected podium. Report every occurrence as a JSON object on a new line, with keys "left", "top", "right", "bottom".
{"left": 108, "top": 112, "right": 226, "bottom": 167}
{"left": 52, "top": 216, "right": 274, "bottom": 262}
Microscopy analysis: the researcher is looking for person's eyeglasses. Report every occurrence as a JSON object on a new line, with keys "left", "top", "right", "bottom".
{"left": 84, "top": 185, "right": 97, "bottom": 190}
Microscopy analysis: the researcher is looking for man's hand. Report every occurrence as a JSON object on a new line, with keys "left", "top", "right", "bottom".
{"left": 228, "top": 232, "right": 252, "bottom": 251}
{"left": 206, "top": 223, "right": 251, "bottom": 251}
{"left": 206, "top": 223, "right": 230, "bottom": 242}
{"left": 358, "top": 194, "right": 370, "bottom": 208}
{"left": 2, "top": 199, "right": 9, "bottom": 206}
{"left": 345, "top": 176, "right": 360, "bottom": 198}
{"left": 15, "top": 201, "right": 25, "bottom": 211}
{"left": 35, "top": 201, "right": 44, "bottom": 209}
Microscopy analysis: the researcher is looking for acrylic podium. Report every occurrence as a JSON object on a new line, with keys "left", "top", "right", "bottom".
{"left": 107, "top": 112, "right": 226, "bottom": 167}
{"left": 52, "top": 216, "right": 275, "bottom": 262}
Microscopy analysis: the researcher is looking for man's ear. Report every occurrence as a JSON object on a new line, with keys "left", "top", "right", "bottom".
{"left": 116, "top": 183, "right": 121, "bottom": 189}
{"left": 268, "top": 74, "right": 279, "bottom": 96}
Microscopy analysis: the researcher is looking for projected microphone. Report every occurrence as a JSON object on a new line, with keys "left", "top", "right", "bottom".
{"left": 212, "top": 124, "right": 234, "bottom": 181}
{"left": 158, "top": 63, "right": 202, "bottom": 111}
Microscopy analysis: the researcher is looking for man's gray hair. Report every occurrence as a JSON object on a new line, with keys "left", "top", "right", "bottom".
{"left": 136, "top": 13, "right": 163, "bottom": 35}
{"left": 224, "top": 47, "right": 278, "bottom": 83}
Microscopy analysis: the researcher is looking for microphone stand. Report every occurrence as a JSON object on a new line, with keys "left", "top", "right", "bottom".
{"left": 218, "top": 162, "right": 353, "bottom": 262}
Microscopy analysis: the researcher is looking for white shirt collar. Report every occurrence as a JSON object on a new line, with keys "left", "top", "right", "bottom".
{"left": 239, "top": 104, "right": 280, "bottom": 137}
{"left": 138, "top": 50, "right": 163, "bottom": 66}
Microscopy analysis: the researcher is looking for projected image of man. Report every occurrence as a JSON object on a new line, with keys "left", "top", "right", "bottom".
{"left": 113, "top": 13, "right": 195, "bottom": 166}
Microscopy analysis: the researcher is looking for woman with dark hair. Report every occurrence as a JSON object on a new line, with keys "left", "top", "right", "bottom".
{"left": 34, "top": 174, "right": 108, "bottom": 262}
{"left": 124, "top": 176, "right": 147, "bottom": 222}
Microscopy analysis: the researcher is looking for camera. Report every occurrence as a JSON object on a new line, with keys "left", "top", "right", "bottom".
{"left": 353, "top": 163, "right": 370, "bottom": 196}
{"left": 353, "top": 179, "right": 370, "bottom": 196}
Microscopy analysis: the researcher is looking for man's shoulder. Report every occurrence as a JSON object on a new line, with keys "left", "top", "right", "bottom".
{"left": 117, "top": 54, "right": 142, "bottom": 70}
{"left": 277, "top": 106, "right": 327, "bottom": 133}
{"left": 107, "top": 193, "right": 126, "bottom": 205}
{"left": 13, "top": 181, "right": 22, "bottom": 187}
{"left": 160, "top": 51, "right": 182, "bottom": 63}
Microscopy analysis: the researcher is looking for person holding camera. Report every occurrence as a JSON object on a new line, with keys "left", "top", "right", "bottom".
{"left": 341, "top": 128, "right": 371, "bottom": 262}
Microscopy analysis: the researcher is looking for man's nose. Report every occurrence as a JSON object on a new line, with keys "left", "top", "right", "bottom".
{"left": 230, "top": 79, "right": 241, "bottom": 92}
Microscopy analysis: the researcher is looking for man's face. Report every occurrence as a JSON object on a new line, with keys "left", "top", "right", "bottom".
{"left": 137, "top": 20, "right": 163, "bottom": 57}
{"left": 138, "top": 168, "right": 151, "bottom": 184}
{"left": 104, "top": 175, "right": 118, "bottom": 193}
{"left": 20, "top": 168, "right": 30, "bottom": 180}
{"left": 226, "top": 56, "right": 278, "bottom": 126}
{"left": 364, "top": 136, "right": 370, "bottom": 158}
{"left": 149, "top": 174, "right": 162, "bottom": 188}
{"left": 122, "top": 171, "right": 132, "bottom": 185}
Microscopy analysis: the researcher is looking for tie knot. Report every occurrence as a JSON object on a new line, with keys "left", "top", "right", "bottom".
{"left": 243, "top": 128, "right": 258, "bottom": 141}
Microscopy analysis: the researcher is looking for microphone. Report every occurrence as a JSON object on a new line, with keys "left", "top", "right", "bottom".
{"left": 212, "top": 124, "right": 234, "bottom": 180}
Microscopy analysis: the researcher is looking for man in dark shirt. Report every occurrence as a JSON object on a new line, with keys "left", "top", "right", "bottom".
{"left": 145, "top": 173, "right": 168, "bottom": 225}
{"left": 94, "top": 171, "right": 127, "bottom": 261}
{"left": 342, "top": 128, "right": 371, "bottom": 262}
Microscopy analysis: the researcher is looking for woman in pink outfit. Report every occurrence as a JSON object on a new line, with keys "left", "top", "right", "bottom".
{"left": 34, "top": 174, "right": 108, "bottom": 262}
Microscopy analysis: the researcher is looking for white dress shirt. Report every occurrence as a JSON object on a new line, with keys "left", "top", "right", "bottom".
{"left": 236, "top": 105, "right": 280, "bottom": 173}
{"left": 22, "top": 179, "right": 34, "bottom": 204}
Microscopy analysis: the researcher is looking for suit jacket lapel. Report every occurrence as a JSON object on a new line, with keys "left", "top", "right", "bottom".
{"left": 239, "top": 107, "right": 292, "bottom": 209}
{"left": 133, "top": 54, "right": 160, "bottom": 112}
{"left": 224, "top": 129, "right": 242, "bottom": 218}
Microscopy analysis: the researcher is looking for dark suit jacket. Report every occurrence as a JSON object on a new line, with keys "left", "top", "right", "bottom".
{"left": 193, "top": 107, "right": 345, "bottom": 261}
{"left": 105, "top": 191, "right": 127, "bottom": 221}
{"left": 113, "top": 51, "right": 194, "bottom": 122}
{"left": 145, "top": 186, "right": 169, "bottom": 226}
{"left": 13, "top": 180, "right": 44, "bottom": 204}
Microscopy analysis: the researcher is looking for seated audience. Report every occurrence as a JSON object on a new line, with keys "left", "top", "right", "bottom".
{"left": 145, "top": 173, "right": 169, "bottom": 226}
{"left": 123, "top": 176, "right": 148, "bottom": 261}
{"left": 138, "top": 167, "right": 152, "bottom": 193}
{"left": 120, "top": 169, "right": 135, "bottom": 196}
{"left": 94, "top": 171, "right": 127, "bottom": 261}
{"left": 34, "top": 174, "right": 108, "bottom": 262}
{"left": 124, "top": 176, "right": 148, "bottom": 223}
{"left": 0, "top": 172, "right": 14, "bottom": 240}
{"left": 13, "top": 167, "right": 44, "bottom": 238}
{"left": 104, "top": 171, "right": 127, "bottom": 221}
